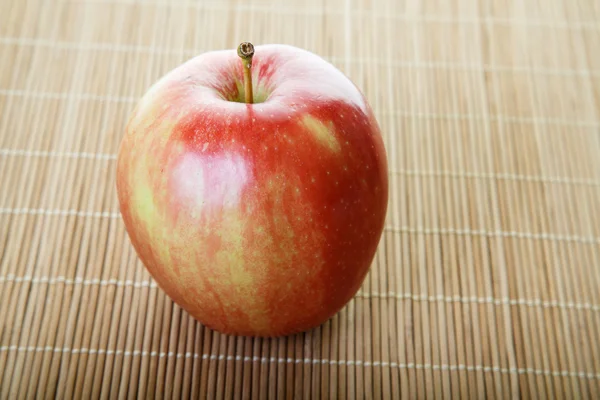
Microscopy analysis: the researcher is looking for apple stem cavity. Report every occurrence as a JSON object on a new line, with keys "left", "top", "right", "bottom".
{"left": 237, "top": 42, "right": 255, "bottom": 104}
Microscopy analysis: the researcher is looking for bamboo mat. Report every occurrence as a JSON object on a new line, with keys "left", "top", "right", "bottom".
{"left": 1, "top": 0, "right": 600, "bottom": 398}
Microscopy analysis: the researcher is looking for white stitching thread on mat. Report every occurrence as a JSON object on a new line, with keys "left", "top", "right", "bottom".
{"left": 387, "top": 226, "right": 600, "bottom": 244}
{"left": 0, "top": 37, "right": 188, "bottom": 56}
{"left": 391, "top": 169, "right": 600, "bottom": 186}
{"left": 0, "top": 89, "right": 137, "bottom": 103}
{"left": 394, "top": 111, "right": 600, "bottom": 127}
{"left": 0, "top": 37, "right": 599, "bottom": 77}
{"left": 354, "top": 292, "right": 600, "bottom": 311}
{"left": 0, "top": 345, "right": 597, "bottom": 379}
{"left": 0, "top": 208, "right": 120, "bottom": 218}
{"left": 1, "top": 208, "right": 599, "bottom": 244}
{"left": 0, "top": 149, "right": 117, "bottom": 160}
{"left": 0, "top": 275, "right": 157, "bottom": 288}
{"left": 3, "top": 87, "right": 600, "bottom": 129}
{"left": 3, "top": 149, "right": 599, "bottom": 187}
{"left": 17, "top": 2, "right": 596, "bottom": 30}
{"left": 1, "top": 274, "right": 599, "bottom": 312}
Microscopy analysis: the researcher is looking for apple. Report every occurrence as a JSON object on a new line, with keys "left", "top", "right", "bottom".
{"left": 116, "top": 42, "right": 388, "bottom": 337}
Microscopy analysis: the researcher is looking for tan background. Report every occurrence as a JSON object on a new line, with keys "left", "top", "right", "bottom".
{"left": 1, "top": 0, "right": 599, "bottom": 398}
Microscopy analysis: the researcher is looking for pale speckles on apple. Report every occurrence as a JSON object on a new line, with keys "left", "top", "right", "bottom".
{"left": 266, "top": 178, "right": 275, "bottom": 189}
{"left": 202, "top": 142, "right": 209, "bottom": 152}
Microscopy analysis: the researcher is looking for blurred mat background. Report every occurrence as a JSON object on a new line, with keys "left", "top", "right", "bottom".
{"left": 1, "top": 0, "right": 599, "bottom": 398}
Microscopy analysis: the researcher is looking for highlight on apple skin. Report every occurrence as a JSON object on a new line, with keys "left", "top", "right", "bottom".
{"left": 116, "top": 42, "right": 389, "bottom": 337}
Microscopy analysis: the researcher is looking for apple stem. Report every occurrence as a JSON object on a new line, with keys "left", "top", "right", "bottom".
{"left": 237, "top": 42, "right": 255, "bottom": 104}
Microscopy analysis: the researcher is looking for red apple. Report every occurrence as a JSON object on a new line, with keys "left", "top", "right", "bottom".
{"left": 116, "top": 43, "right": 388, "bottom": 337}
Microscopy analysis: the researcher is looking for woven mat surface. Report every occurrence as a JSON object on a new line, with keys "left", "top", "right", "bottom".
{"left": 1, "top": 0, "right": 600, "bottom": 398}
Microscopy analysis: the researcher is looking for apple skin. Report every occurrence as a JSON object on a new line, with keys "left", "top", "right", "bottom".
{"left": 116, "top": 44, "right": 388, "bottom": 337}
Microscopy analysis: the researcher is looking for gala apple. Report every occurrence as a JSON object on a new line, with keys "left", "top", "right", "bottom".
{"left": 116, "top": 42, "right": 388, "bottom": 336}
